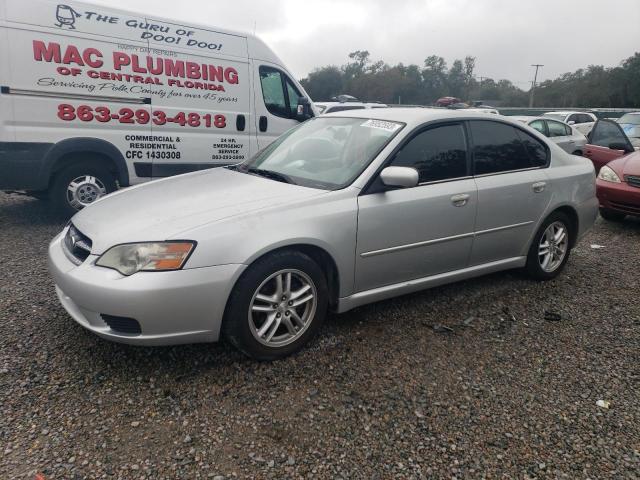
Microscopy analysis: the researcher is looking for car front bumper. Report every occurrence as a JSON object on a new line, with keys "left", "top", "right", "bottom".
{"left": 597, "top": 179, "right": 640, "bottom": 217}
{"left": 48, "top": 231, "right": 246, "bottom": 346}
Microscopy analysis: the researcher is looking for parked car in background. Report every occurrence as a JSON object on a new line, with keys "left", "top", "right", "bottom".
{"left": 49, "top": 109, "right": 598, "bottom": 359}
{"left": 435, "top": 96, "right": 462, "bottom": 107}
{"left": 543, "top": 111, "right": 598, "bottom": 136}
{"left": 514, "top": 116, "right": 587, "bottom": 155}
{"left": 315, "top": 101, "right": 388, "bottom": 114}
{"left": 0, "top": 0, "right": 316, "bottom": 216}
{"left": 466, "top": 107, "right": 500, "bottom": 115}
{"left": 617, "top": 112, "right": 640, "bottom": 148}
{"left": 584, "top": 119, "right": 636, "bottom": 173}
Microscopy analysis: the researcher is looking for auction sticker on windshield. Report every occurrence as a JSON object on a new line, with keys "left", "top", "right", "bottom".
{"left": 361, "top": 119, "right": 402, "bottom": 132}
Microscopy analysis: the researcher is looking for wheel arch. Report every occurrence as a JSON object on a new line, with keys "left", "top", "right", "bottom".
{"left": 234, "top": 243, "right": 342, "bottom": 311}
{"left": 40, "top": 138, "right": 130, "bottom": 188}
{"left": 548, "top": 204, "right": 580, "bottom": 248}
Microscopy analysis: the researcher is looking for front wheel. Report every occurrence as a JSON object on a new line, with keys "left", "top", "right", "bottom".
{"left": 222, "top": 250, "right": 328, "bottom": 360}
{"left": 49, "top": 161, "right": 117, "bottom": 217}
{"left": 525, "top": 212, "right": 573, "bottom": 281}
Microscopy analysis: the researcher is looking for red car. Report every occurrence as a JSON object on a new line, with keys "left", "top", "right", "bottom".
{"left": 586, "top": 120, "right": 640, "bottom": 221}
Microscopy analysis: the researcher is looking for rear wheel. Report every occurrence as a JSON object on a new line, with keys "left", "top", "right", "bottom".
{"left": 525, "top": 212, "right": 573, "bottom": 281}
{"left": 50, "top": 160, "right": 117, "bottom": 217}
{"left": 599, "top": 208, "right": 626, "bottom": 222}
{"left": 222, "top": 250, "right": 328, "bottom": 360}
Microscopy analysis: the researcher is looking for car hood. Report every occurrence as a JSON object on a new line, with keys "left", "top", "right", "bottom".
{"left": 607, "top": 151, "right": 640, "bottom": 178}
{"left": 71, "top": 168, "right": 326, "bottom": 254}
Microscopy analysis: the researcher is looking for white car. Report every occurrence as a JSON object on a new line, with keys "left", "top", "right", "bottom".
{"left": 465, "top": 107, "right": 500, "bottom": 115}
{"left": 543, "top": 111, "right": 597, "bottom": 136}
{"left": 514, "top": 116, "right": 587, "bottom": 155}
{"left": 315, "top": 102, "right": 388, "bottom": 114}
{"left": 617, "top": 112, "right": 640, "bottom": 148}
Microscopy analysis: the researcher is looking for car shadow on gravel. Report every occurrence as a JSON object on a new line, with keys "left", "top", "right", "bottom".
{"left": 0, "top": 194, "right": 65, "bottom": 227}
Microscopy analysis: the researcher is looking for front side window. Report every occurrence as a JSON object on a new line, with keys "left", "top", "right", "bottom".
{"left": 547, "top": 120, "right": 570, "bottom": 137}
{"left": 259, "top": 67, "right": 288, "bottom": 118}
{"left": 391, "top": 124, "right": 468, "bottom": 183}
{"left": 470, "top": 121, "right": 541, "bottom": 175}
{"left": 259, "top": 66, "right": 304, "bottom": 119}
{"left": 236, "top": 117, "right": 404, "bottom": 190}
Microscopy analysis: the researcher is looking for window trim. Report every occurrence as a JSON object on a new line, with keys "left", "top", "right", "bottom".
{"left": 258, "top": 65, "right": 301, "bottom": 120}
{"left": 468, "top": 118, "right": 551, "bottom": 177}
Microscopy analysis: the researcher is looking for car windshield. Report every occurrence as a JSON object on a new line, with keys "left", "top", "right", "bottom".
{"left": 234, "top": 117, "right": 404, "bottom": 190}
{"left": 543, "top": 113, "right": 567, "bottom": 122}
{"left": 618, "top": 114, "right": 640, "bottom": 125}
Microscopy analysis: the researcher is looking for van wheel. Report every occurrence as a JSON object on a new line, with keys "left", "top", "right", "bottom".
{"left": 50, "top": 161, "right": 117, "bottom": 217}
{"left": 525, "top": 212, "right": 573, "bottom": 281}
{"left": 222, "top": 250, "right": 328, "bottom": 361}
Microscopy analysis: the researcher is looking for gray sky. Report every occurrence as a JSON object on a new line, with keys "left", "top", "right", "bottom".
{"left": 93, "top": 0, "right": 640, "bottom": 87}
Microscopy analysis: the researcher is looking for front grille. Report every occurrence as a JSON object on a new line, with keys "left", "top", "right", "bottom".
{"left": 101, "top": 315, "right": 142, "bottom": 335}
{"left": 63, "top": 224, "right": 92, "bottom": 265}
{"left": 609, "top": 201, "right": 640, "bottom": 215}
{"left": 625, "top": 175, "right": 640, "bottom": 189}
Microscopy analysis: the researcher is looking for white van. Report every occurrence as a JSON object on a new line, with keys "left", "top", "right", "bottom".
{"left": 0, "top": 0, "right": 316, "bottom": 214}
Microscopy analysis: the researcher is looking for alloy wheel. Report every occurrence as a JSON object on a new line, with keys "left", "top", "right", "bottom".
{"left": 248, "top": 269, "right": 317, "bottom": 347}
{"left": 538, "top": 221, "right": 569, "bottom": 273}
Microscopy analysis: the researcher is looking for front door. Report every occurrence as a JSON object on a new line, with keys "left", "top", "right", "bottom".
{"left": 546, "top": 119, "right": 574, "bottom": 153}
{"left": 584, "top": 120, "right": 634, "bottom": 173}
{"left": 468, "top": 120, "right": 552, "bottom": 266}
{"left": 253, "top": 62, "right": 305, "bottom": 150}
{"left": 355, "top": 122, "right": 477, "bottom": 292}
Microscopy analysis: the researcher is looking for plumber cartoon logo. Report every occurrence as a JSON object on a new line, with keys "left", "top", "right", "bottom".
{"left": 55, "top": 4, "right": 82, "bottom": 29}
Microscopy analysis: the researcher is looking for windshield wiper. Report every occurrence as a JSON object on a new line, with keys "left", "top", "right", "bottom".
{"left": 246, "top": 167, "right": 296, "bottom": 185}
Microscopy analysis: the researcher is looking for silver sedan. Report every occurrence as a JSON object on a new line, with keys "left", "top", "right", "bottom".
{"left": 513, "top": 116, "right": 587, "bottom": 155}
{"left": 49, "top": 109, "right": 598, "bottom": 359}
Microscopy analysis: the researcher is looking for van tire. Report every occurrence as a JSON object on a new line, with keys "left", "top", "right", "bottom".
{"left": 49, "top": 160, "right": 117, "bottom": 218}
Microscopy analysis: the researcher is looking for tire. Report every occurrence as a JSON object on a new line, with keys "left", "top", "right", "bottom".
{"left": 26, "top": 191, "right": 49, "bottom": 201}
{"left": 49, "top": 160, "right": 117, "bottom": 218}
{"left": 599, "top": 208, "right": 626, "bottom": 222}
{"left": 525, "top": 212, "right": 573, "bottom": 281}
{"left": 222, "top": 250, "right": 329, "bottom": 360}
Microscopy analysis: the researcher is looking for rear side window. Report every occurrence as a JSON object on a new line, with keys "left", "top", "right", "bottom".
{"left": 391, "top": 124, "right": 468, "bottom": 183}
{"left": 470, "top": 121, "right": 546, "bottom": 175}
{"left": 547, "top": 120, "right": 571, "bottom": 137}
{"left": 529, "top": 120, "right": 546, "bottom": 135}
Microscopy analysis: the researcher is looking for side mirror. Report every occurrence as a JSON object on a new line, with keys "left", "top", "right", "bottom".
{"left": 609, "top": 142, "right": 633, "bottom": 153}
{"left": 567, "top": 120, "right": 576, "bottom": 125}
{"left": 380, "top": 166, "right": 419, "bottom": 189}
{"left": 296, "top": 97, "right": 313, "bottom": 121}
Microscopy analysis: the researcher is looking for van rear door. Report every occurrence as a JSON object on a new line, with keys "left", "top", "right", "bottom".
{"left": 144, "top": 20, "right": 252, "bottom": 177}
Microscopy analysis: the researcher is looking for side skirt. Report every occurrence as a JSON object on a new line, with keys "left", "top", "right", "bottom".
{"left": 336, "top": 257, "right": 526, "bottom": 313}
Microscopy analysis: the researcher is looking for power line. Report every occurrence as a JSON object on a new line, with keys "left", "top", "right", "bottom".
{"left": 529, "top": 64, "right": 544, "bottom": 107}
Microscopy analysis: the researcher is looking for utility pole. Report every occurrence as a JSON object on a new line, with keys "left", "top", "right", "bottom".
{"left": 529, "top": 64, "right": 543, "bottom": 108}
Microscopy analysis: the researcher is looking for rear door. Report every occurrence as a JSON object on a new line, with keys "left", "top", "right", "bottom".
{"left": 584, "top": 120, "right": 634, "bottom": 172}
{"left": 469, "top": 120, "right": 551, "bottom": 266}
{"left": 253, "top": 62, "right": 304, "bottom": 150}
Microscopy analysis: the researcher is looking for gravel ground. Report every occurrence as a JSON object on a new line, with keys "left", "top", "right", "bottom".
{"left": 0, "top": 191, "right": 639, "bottom": 480}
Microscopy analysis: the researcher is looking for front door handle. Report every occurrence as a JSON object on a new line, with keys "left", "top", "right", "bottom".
{"left": 259, "top": 116, "right": 268, "bottom": 132}
{"left": 451, "top": 194, "right": 470, "bottom": 207}
{"left": 532, "top": 181, "right": 547, "bottom": 193}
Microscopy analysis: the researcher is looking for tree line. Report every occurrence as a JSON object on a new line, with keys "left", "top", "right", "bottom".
{"left": 300, "top": 51, "right": 640, "bottom": 108}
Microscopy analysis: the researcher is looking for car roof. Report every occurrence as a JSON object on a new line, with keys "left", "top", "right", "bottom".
{"left": 512, "top": 116, "right": 541, "bottom": 122}
{"left": 323, "top": 107, "right": 523, "bottom": 128}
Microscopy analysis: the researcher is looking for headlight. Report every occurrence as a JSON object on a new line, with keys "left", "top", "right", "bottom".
{"left": 597, "top": 166, "right": 621, "bottom": 183}
{"left": 96, "top": 241, "right": 196, "bottom": 276}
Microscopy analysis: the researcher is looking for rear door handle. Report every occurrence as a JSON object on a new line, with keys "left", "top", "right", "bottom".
{"left": 451, "top": 194, "right": 470, "bottom": 207}
{"left": 532, "top": 181, "right": 547, "bottom": 193}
